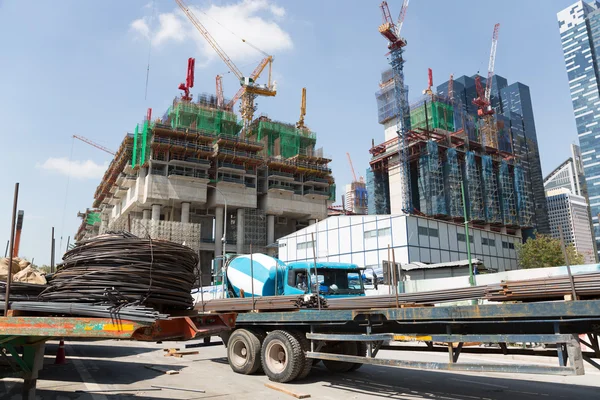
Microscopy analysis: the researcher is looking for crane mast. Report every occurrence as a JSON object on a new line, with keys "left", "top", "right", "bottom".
{"left": 378, "top": 0, "right": 412, "bottom": 213}
{"left": 296, "top": 88, "right": 307, "bottom": 130}
{"left": 472, "top": 23, "right": 500, "bottom": 148}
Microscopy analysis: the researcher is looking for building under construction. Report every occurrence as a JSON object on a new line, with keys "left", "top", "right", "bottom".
{"left": 75, "top": 93, "right": 335, "bottom": 280}
{"left": 368, "top": 70, "right": 534, "bottom": 236}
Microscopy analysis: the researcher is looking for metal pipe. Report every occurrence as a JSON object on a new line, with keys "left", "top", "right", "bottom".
{"left": 391, "top": 247, "right": 399, "bottom": 308}
{"left": 460, "top": 180, "right": 474, "bottom": 287}
{"left": 387, "top": 245, "right": 391, "bottom": 295}
{"left": 50, "top": 227, "right": 55, "bottom": 273}
{"left": 311, "top": 232, "right": 321, "bottom": 310}
{"left": 558, "top": 224, "right": 577, "bottom": 300}
{"left": 4, "top": 182, "right": 19, "bottom": 315}
{"left": 250, "top": 244, "right": 255, "bottom": 311}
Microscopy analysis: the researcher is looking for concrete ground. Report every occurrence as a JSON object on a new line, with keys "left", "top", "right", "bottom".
{"left": 2, "top": 339, "right": 600, "bottom": 400}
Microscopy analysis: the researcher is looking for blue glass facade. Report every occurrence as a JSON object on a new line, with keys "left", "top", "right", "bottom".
{"left": 436, "top": 74, "right": 549, "bottom": 234}
{"left": 558, "top": 1, "right": 600, "bottom": 258}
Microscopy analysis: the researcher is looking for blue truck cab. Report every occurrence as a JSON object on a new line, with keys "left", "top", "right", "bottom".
{"left": 283, "top": 261, "right": 366, "bottom": 298}
{"left": 223, "top": 254, "right": 366, "bottom": 299}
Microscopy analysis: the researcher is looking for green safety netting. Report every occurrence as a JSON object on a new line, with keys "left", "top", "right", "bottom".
{"left": 253, "top": 120, "right": 316, "bottom": 158}
{"left": 410, "top": 100, "right": 455, "bottom": 132}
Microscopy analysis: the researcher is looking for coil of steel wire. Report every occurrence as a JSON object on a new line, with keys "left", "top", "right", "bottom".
{"left": 38, "top": 232, "right": 198, "bottom": 311}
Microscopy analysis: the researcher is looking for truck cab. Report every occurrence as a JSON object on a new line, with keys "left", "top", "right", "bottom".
{"left": 221, "top": 254, "right": 366, "bottom": 299}
{"left": 283, "top": 261, "right": 366, "bottom": 298}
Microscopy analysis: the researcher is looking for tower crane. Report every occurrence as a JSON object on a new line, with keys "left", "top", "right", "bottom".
{"left": 175, "top": 0, "right": 276, "bottom": 134}
{"left": 473, "top": 23, "right": 500, "bottom": 148}
{"left": 296, "top": 88, "right": 307, "bottom": 130}
{"left": 423, "top": 68, "right": 434, "bottom": 97}
{"left": 347, "top": 152, "right": 358, "bottom": 183}
{"left": 73, "top": 135, "right": 115, "bottom": 156}
{"left": 378, "top": 0, "right": 412, "bottom": 213}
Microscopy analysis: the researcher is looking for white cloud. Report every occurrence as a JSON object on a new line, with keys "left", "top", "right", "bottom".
{"left": 38, "top": 158, "right": 108, "bottom": 180}
{"left": 130, "top": 0, "right": 293, "bottom": 65}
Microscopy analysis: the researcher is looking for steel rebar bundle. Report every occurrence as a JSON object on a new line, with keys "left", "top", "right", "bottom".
{"left": 197, "top": 295, "right": 327, "bottom": 312}
{"left": 0, "top": 281, "right": 45, "bottom": 302}
{"left": 39, "top": 232, "right": 198, "bottom": 310}
{"left": 485, "top": 271, "right": 600, "bottom": 301}
{"left": 9, "top": 301, "right": 168, "bottom": 323}
{"left": 327, "top": 286, "right": 487, "bottom": 310}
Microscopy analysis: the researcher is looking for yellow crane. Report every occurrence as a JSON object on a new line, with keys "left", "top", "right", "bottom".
{"left": 175, "top": 0, "right": 276, "bottom": 134}
{"left": 296, "top": 87, "right": 307, "bottom": 130}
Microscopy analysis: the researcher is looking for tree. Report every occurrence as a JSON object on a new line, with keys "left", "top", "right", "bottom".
{"left": 517, "top": 233, "right": 585, "bottom": 269}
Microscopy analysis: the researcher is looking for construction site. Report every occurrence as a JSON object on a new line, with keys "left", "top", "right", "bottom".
{"left": 4, "top": 1, "right": 600, "bottom": 399}
{"left": 368, "top": 22, "right": 534, "bottom": 238}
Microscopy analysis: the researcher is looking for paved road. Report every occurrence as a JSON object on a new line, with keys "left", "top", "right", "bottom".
{"left": 2, "top": 339, "right": 599, "bottom": 399}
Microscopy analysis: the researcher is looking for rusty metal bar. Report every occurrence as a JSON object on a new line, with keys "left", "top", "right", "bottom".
{"left": 4, "top": 182, "right": 19, "bottom": 315}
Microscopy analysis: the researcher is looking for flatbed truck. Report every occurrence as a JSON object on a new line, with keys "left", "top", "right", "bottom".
{"left": 3, "top": 299, "right": 600, "bottom": 398}
{"left": 212, "top": 299, "right": 600, "bottom": 383}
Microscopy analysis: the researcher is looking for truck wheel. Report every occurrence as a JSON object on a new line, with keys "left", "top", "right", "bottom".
{"left": 261, "top": 330, "right": 304, "bottom": 383}
{"left": 348, "top": 342, "right": 367, "bottom": 372}
{"left": 227, "top": 329, "right": 263, "bottom": 375}
{"left": 290, "top": 331, "right": 313, "bottom": 380}
{"left": 322, "top": 341, "right": 356, "bottom": 373}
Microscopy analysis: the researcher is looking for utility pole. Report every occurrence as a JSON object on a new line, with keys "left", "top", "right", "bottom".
{"left": 461, "top": 181, "right": 475, "bottom": 287}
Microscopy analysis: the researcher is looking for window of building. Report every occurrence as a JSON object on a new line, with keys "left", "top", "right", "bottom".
{"left": 457, "top": 233, "right": 474, "bottom": 243}
{"left": 502, "top": 241, "right": 515, "bottom": 250}
{"left": 297, "top": 241, "right": 314, "bottom": 250}
{"left": 364, "top": 227, "right": 391, "bottom": 239}
{"left": 418, "top": 226, "right": 439, "bottom": 237}
{"left": 482, "top": 238, "right": 496, "bottom": 247}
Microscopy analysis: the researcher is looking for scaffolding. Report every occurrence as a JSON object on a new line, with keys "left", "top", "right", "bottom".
{"left": 418, "top": 140, "right": 446, "bottom": 216}
{"left": 103, "top": 219, "right": 202, "bottom": 252}
{"left": 165, "top": 97, "right": 241, "bottom": 136}
{"left": 464, "top": 151, "right": 485, "bottom": 222}
{"left": 251, "top": 118, "right": 317, "bottom": 159}
{"left": 499, "top": 160, "right": 518, "bottom": 226}
{"left": 514, "top": 163, "right": 533, "bottom": 227}
{"left": 366, "top": 167, "right": 390, "bottom": 215}
{"left": 444, "top": 148, "right": 463, "bottom": 219}
{"left": 481, "top": 156, "right": 502, "bottom": 224}
{"left": 132, "top": 120, "right": 151, "bottom": 168}
{"left": 410, "top": 98, "right": 455, "bottom": 132}
{"left": 244, "top": 208, "right": 267, "bottom": 253}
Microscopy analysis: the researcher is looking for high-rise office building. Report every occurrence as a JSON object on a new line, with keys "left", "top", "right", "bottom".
{"left": 546, "top": 188, "right": 596, "bottom": 264}
{"left": 544, "top": 144, "right": 587, "bottom": 197}
{"left": 437, "top": 74, "right": 549, "bottom": 235}
{"left": 558, "top": 1, "right": 600, "bottom": 259}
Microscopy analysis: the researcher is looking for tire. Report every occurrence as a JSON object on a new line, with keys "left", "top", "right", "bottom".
{"left": 348, "top": 342, "right": 367, "bottom": 372}
{"left": 261, "top": 330, "right": 304, "bottom": 383}
{"left": 227, "top": 329, "right": 263, "bottom": 375}
{"left": 290, "top": 331, "right": 313, "bottom": 380}
{"left": 322, "top": 341, "right": 357, "bottom": 373}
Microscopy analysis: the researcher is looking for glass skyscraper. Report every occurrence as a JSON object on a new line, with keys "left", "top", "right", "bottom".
{"left": 437, "top": 75, "right": 549, "bottom": 235}
{"left": 558, "top": 1, "right": 600, "bottom": 258}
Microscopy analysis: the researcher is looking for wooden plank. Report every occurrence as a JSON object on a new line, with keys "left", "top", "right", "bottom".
{"left": 264, "top": 383, "right": 311, "bottom": 399}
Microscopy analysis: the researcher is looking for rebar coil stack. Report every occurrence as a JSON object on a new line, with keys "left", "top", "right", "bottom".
{"left": 39, "top": 232, "right": 198, "bottom": 311}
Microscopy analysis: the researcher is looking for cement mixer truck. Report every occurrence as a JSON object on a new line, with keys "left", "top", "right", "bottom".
{"left": 222, "top": 254, "right": 367, "bottom": 299}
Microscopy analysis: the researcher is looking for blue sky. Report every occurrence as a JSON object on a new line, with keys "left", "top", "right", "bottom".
{"left": 0, "top": 0, "right": 581, "bottom": 265}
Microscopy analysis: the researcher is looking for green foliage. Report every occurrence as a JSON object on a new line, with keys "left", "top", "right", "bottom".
{"left": 517, "top": 233, "right": 585, "bottom": 269}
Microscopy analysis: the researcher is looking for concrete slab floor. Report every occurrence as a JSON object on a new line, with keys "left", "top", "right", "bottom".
{"left": 2, "top": 339, "right": 599, "bottom": 400}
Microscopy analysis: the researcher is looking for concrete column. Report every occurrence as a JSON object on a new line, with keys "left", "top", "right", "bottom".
{"left": 237, "top": 208, "right": 245, "bottom": 254}
{"left": 215, "top": 207, "right": 224, "bottom": 259}
{"left": 139, "top": 167, "right": 147, "bottom": 179}
{"left": 308, "top": 219, "right": 316, "bottom": 225}
{"left": 267, "top": 215, "right": 275, "bottom": 247}
{"left": 142, "top": 209, "right": 151, "bottom": 220}
{"left": 201, "top": 217, "right": 213, "bottom": 242}
{"left": 181, "top": 202, "right": 190, "bottom": 223}
{"left": 151, "top": 204, "right": 161, "bottom": 221}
